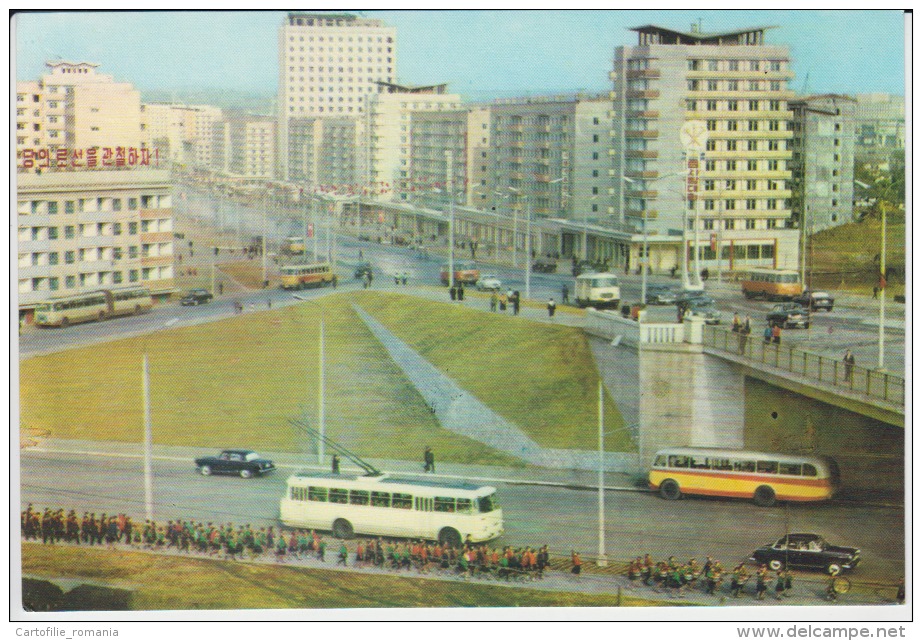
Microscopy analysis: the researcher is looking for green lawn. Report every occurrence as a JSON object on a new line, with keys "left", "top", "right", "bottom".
{"left": 809, "top": 216, "right": 905, "bottom": 295}
{"left": 22, "top": 544, "right": 665, "bottom": 609}
{"left": 20, "top": 291, "right": 632, "bottom": 465}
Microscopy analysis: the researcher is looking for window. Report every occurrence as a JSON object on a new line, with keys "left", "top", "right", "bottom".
{"left": 686, "top": 99, "right": 696, "bottom": 111}
{"left": 707, "top": 80, "right": 718, "bottom": 91}
{"left": 748, "top": 120, "right": 759, "bottom": 131}
{"left": 435, "top": 497, "right": 456, "bottom": 512}
{"left": 48, "top": 227, "right": 58, "bottom": 240}
{"left": 746, "top": 219, "right": 756, "bottom": 230}
{"left": 746, "top": 199, "right": 756, "bottom": 210}
{"left": 688, "top": 59, "right": 701, "bottom": 71}
{"left": 65, "top": 250, "right": 75, "bottom": 264}
{"left": 729, "top": 60, "right": 739, "bottom": 71}
{"left": 668, "top": 455, "right": 689, "bottom": 468}
{"left": 705, "top": 160, "right": 716, "bottom": 171}
{"left": 727, "top": 120, "right": 738, "bottom": 131}
{"left": 47, "top": 202, "right": 58, "bottom": 215}
{"left": 350, "top": 490, "right": 370, "bottom": 506}
{"left": 704, "top": 219, "right": 714, "bottom": 230}
{"left": 49, "top": 252, "right": 58, "bottom": 265}
{"left": 308, "top": 486, "right": 328, "bottom": 502}
{"left": 371, "top": 491, "right": 391, "bottom": 507}
{"left": 727, "top": 160, "right": 737, "bottom": 171}
{"left": 329, "top": 488, "right": 348, "bottom": 504}
{"left": 129, "top": 222, "right": 138, "bottom": 235}
{"left": 748, "top": 160, "right": 758, "bottom": 171}
{"left": 727, "top": 140, "right": 737, "bottom": 151}
{"left": 769, "top": 120, "right": 780, "bottom": 131}
{"left": 706, "top": 120, "right": 717, "bottom": 131}
{"left": 706, "top": 100, "right": 717, "bottom": 111}
{"left": 728, "top": 100, "right": 738, "bottom": 111}
{"left": 49, "top": 277, "right": 59, "bottom": 291}
{"left": 747, "top": 180, "right": 757, "bottom": 190}
{"left": 725, "top": 199, "right": 736, "bottom": 210}
{"left": 391, "top": 493, "right": 412, "bottom": 510}
{"left": 113, "top": 272, "right": 123, "bottom": 285}
{"left": 734, "top": 460, "right": 756, "bottom": 472}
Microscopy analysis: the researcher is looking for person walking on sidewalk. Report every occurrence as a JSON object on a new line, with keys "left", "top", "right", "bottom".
{"left": 570, "top": 550, "right": 582, "bottom": 575}
{"left": 423, "top": 446, "right": 435, "bottom": 473}
{"left": 547, "top": 298, "right": 556, "bottom": 318}
{"left": 843, "top": 349, "right": 856, "bottom": 383}
{"left": 772, "top": 323, "right": 782, "bottom": 345}
{"left": 561, "top": 283, "right": 569, "bottom": 305}
{"left": 490, "top": 291, "right": 498, "bottom": 312}
{"left": 512, "top": 291, "right": 520, "bottom": 316}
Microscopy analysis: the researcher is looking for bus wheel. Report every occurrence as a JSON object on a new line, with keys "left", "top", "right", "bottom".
{"left": 769, "top": 559, "right": 784, "bottom": 571}
{"left": 61, "top": 317, "right": 70, "bottom": 328}
{"left": 659, "top": 479, "right": 681, "bottom": 500}
{"left": 438, "top": 527, "right": 462, "bottom": 548}
{"left": 332, "top": 519, "right": 354, "bottom": 540}
{"left": 754, "top": 485, "right": 776, "bottom": 507}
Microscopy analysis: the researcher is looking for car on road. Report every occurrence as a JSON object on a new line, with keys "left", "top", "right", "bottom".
{"left": 767, "top": 303, "right": 811, "bottom": 329}
{"left": 354, "top": 262, "right": 373, "bottom": 279}
{"left": 751, "top": 533, "right": 860, "bottom": 575}
{"left": 685, "top": 300, "right": 722, "bottom": 325}
{"left": 532, "top": 259, "right": 557, "bottom": 274}
{"left": 793, "top": 290, "right": 835, "bottom": 312}
{"left": 475, "top": 275, "right": 502, "bottom": 291}
{"left": 194, "top": 449, "right": 275, "bottom": 478}
{"left": 647, "top": 285, "right": 678, "bottom": 305}
{"left": 571, "top": 260, "right": 598, "bottom": 277}
{"left": 675, "top": 289, "right": 710, "bottom": 306}
{"left": 180, "top": 289, "right": 214, "bottom": 306}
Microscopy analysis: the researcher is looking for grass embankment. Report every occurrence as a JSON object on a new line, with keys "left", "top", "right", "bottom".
{"left": 20, "top": 291, "right": 631, "bottom": 464}
{"left": 22, "top": 544, "right": 666, "bottom": 609}
{"left": 809, "top": 216, "right": 905, "bottom": 296}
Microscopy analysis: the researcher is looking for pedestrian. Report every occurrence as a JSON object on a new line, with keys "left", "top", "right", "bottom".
{"left": 783, "top": 569, "right": 793, "bottom": 597}
{"left": 571, "top": 550, "right": 582, "bottom": 575}
{"left": 547, "top": 298, "right": 556, "bottom": 317}
{"left": 218, "top": 282, "right": 224, "bottom": 295}
{"left": 423, "top": 446, "right": 435, "bottom": 473}
{"left": 267, "top": 299, "right": 272, "bottom": 310}
{"left": 562, "top": 283, "right": 569, "bottom": 304}
{"left": 490, "top": 291, "right": 498, "bottom": 312}
{"left": 896, "top": 577, "right": 905, "bottom": 604}
{"left": 755, "top": 565, "right": 768, "bottom": 600}
{"left": 738, "top": 320, "right": 749, "bottom": 355}
{"left": 872, "top": 285, "right": 879, "bottom": 299}
{"left": 499, "top": 291, "right": 508, "bottom": 312}
{"left": 449, "top": 285, "right": 456, "bottom": 301}
{"left": 772, "top": 323, "right": 782, "bottom": 345}
{"left": 512, "top": 291, "right": 520, "bottom": 316}
{"left": 458, "top": 283, "right": 465, "bottom": 301}
{"left": 732, "top": 312, "right": 741, "bottom": 333}
{"left": 764, "top": 323, "right": 773, "bottom": 344}
{"left": 843, "top": 349, "right": 855, "bottom": 383}
{"left": 331, "top": 454, "right": 340, "bottom": 475}
{"left": 774, "top": 571, "right": 785, "bottom": 600}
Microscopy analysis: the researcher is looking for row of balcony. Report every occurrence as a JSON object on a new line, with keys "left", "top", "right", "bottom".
{"left": 685, "top": 70, "right": 796, "bottom": 80}
{"left": 684, "top": 110, "right": 793, "bottom": 119}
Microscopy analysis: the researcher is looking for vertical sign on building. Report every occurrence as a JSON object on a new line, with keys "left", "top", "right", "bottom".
{"left": 685, "top": 158, "right": 700, "bottom": 201}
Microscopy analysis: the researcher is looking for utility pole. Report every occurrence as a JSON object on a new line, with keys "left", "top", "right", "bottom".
{"left": 597, "top": 380, "right": 607, "bottom": 566}
{"left": 446, "top": 149, "right": 454, "bottom": 290}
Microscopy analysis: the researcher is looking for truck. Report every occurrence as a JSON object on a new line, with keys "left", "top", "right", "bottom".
{"left": 573, "top": 272, "right": 621, "bottom": 309}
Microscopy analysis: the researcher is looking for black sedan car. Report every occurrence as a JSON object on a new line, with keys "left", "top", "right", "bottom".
{"left": 751, "top": 533, "right": 860, "bottom": 575}
{"left": 532, "top": 259, "right": 557, "bottom": 274}
{"left": 354, "top": 262, "right": 373, "bottom": 279}
{"left": 180, "top": 289, "right": 214, "bottom": 306}
{"left": 194, "top": 449, "right": 275, "bottom": 478}
{"left": 766, "top": 303, "right": 810, "bottom": 329}
{"left": 793, "top": 290, "right": 835, "bottom": 312}
{"left": 646, "top": 285, "right": 678, "bottom": 305}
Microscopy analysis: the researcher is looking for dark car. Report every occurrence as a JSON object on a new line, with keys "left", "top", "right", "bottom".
{"left": 647, "top": 285, "right": 678, "bottom": 305}
{"left": 354, "top": 262, "right": 373, "bottom": 279}
{"left": 532, "top": 259, "right": 557, "bottom": 274}
{"left": 767, "top": 302, "right": 810, "bottom": 329}
{"left": 751, "top": 533, "right": 860, "bottom": 575}
{"left": 194, "top": 449, "right": 275, "bottom": 478}
{"left": 180, "top": 289, "right": 213, "bottom": 306}
{"left": 571, "top": 260, "right": 596, "bottom": 277}
{"left": 685, "top": 301, "right": 722, "bottom": 325}
{"left": 793, "top": 290, "right": 835, "bottom": 312}
{"left": 675, "top": 289, "right": 710, "bottom": 306}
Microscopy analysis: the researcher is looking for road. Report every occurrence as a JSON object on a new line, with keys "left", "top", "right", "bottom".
{"left": 19, "top": 447, "right": 904, "bottom": 583}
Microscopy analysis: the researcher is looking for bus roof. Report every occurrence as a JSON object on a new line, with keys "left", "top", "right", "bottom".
{"left": 576, "top": 272, "right": 618, "bottom": 280}
{"left": 652, "top": 447, "right": 833, "bottom": 465}
{"left": 287, "top": 472, "right": 495, "bottom": 495}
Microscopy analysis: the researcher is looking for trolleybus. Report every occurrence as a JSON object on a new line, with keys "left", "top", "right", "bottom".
{"left": 34, "top": 287, "right": 153, "bottom": 327}
{"left": 440, "top": 261, "right": 480, "bottom": 286}
{"left": 649, "top": 447, "right": 839, "bottom": 507}
{"left": 741, "top": 269, "right": 804, "bottom": 301}
{"left": 279, "top": 262, "right": 337, "bottom": 290}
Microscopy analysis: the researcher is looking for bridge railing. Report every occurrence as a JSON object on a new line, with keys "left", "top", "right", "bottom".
{"left": 703, "top": 326, "right": 905, "bottom": 407}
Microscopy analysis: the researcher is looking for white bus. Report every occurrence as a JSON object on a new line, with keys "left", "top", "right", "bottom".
{"left": 34, "top": 287, "right": 153, "bottom": 327}
{"left": 574, "top": 272, "right": 621, "bottom": 309}
{"left": 280, "top": 472, "right": 504, "bottom": 546}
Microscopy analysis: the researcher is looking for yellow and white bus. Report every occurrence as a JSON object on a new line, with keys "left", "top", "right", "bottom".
{"left": 280, "top": 472, "right": 504, "bottom": 546}
{"left": 741, "top": 269, "right": 803, "bottom": 301}
{"left": 34, "top": 287, "right": 153, "bottom": 327}
{"left": 649, "top": 448, "right": 839, "bottom": 507}
{"left": 279, "top": 262, "right": 336, "bottom": 290}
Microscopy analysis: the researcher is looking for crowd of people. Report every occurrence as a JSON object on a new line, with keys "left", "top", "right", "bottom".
{"left": 625, "top": 554, "right": 795, "bottom": 600}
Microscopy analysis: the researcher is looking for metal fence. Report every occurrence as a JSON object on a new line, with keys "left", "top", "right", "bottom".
{"left": 703, "top": 326, "right": 905, "bottom": 407}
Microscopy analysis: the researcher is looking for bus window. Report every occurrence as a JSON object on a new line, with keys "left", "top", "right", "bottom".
{"left": 456, "top": 498, "right": 473, "bottom": 514}
{"left": 434, "top": 497, "right": 455, "bottom": 512}
{"left": 668, "top": 455, "right": 689, "bottom": 468}
{"left": 349, "top": 490, "right": 370, "bottom": 506}
{"left": 653, "top": 455, "right": 667, "bottom": 467}
{"left": 710, "top": 458, "right": 733, "bottom": 471}
{"left": 391, "top": 493, "right": 412, "bottom": 510}
{"left": 592, "top": 277, "right": 618, "bottom": 288}
{"left": 757, "top": 461, "right": 778, "bottom": 474}
{"left": 308, "top": 486, "right": 328, "bottom": 502}
{"left": 478, "top": 493, "right": 499, "bottom": 513}
{"left": 802, "top": 464, "right": 818, "bottom": 477}
{"left": 778, "top": 462, "right": 801, "bottom": 475}
{"left": 690, "top": 456, "right": 710, "bottom": 469}
{"left": 734, "top": 460, "right": 756, "bottom": 473}
{"left": 371, "top": 491, "right": 391, "bottom": 507}
{"left": 329, "top": 488, "right": 348, "bottom": 504}
{"left": 291, "top": 487, "right": 308, "bottom": 501}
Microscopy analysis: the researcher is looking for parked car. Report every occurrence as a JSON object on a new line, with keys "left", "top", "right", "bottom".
{"left": 767, "top": 303, "right": 810, "bottom": 329}
{"left": 475, "top": 275, "right": 502, "bottom": 291}
{"left": 675, "top": 289, "right": 710, "bottom": 306}
{"left": 354, "top": 262, "right": 373, "bottom": 279}
{"left": 193, "top": 449, "right": 275, "bottom": 478}
{"left": 571, "top": 260, "right": 596, "bottom": 277}
{"left": 532, "top": 259, "right": 557, "bottom": 274}
{"left": 793, "top": 290, "right": 835, "bottom": 312}
{"left": 685, "top": 301, "right": 722, "bottom": 325}
{"left": 751, "top": 533, "right": 860, "bottom": 575}
{"left": 647, "top": 285, "right": 678, "bottom": 305}
{"left": 180, "top": 289, "right": 214, "bottom": 306}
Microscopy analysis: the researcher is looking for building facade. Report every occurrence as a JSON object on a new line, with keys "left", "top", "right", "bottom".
{"left": 16, "top": 61, "right": 146, "bottom": 171}
{"left": 17, "top": 169, "right": 176, "bottom": 319}
{"left": 853, "top": 93, "right": 905, "bottom": 168}
{"left": 790, "top": 94, "right": 857, "bottom": 233}
{"left": 611, "top": 25, "right": 801, "bottom": 274}
{"left": 277, "top": 12, "right": 397, "bottom": 180}
{"left": 286, "top": 116, "right": 364, "bottom": 188}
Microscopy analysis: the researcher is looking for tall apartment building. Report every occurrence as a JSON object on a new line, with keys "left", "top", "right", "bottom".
{"left": 365, "top": 83, "right": 462, "bottom": 201}
{"left": 16, "top": 61, "right": 145, "bottom": 170}
{"left": 611, "top": 25, "right": 800, "bottom": 272}
{"left": 277, "top": 12, "right": 397, "bottom": 180}
{"left": 141, "top": 103, "right": 223, "bottom": 168}
{"left": 286, "top": 117, "right": 364, "bottom": 188}
{"left": 790, "top": 94, "right": 856, "bottom": 232}
{"left": 853, "top": 93, "right": 905, "bottom": 167}
{"left": 17, "top": 169, "right": 175, "bottom": 320}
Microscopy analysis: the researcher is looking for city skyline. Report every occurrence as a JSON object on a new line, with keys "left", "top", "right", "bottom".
{"left": 14, "top": 9, "right": 907, "bottom": 102}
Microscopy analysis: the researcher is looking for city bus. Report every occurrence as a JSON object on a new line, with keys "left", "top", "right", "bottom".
{"left": 573, "top": 272, "right": 621, "bottom": 309}
{"left": 649, "top": 447, "right": 839, "bottom": 507}
{"left": 34, "top": 287, "right": 153, "bottom": 327}
{"left": 440, "top": 261, "right": 480, "bottom": 286}
{"left": 279, "top": 471, "right": 504, "bottom": 546}
{"left": 741, "top": 269, "right": 804, "bottom": 301}
{"left": 279, "top": 262, "right": 336, "bottom": 290}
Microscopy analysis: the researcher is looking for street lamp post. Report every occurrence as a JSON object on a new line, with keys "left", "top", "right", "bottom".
{"left": 141, "top": 318, "right": 178, "bottom": 522}
{"left": 597, "top": 380, "right": 607, "bottom": 566}
{"left": 292, "top": 294, "right": 326, "bottom": 464}
{"left": 446, "top": 150, "right": 455, "bottom": 291}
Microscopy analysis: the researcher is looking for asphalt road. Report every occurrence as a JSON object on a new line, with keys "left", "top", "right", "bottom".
{"left": 19, "top": 448, "right": 904, "bottom": 583}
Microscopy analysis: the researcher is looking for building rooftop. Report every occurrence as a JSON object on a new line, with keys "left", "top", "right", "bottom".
{"left": 630, "top": 24, "right": 776, "bottom": 46}
{"left": 375, "top": 80, "right": 449, "bottom": 94}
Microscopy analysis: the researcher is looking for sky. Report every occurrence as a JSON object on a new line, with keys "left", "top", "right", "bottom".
{"left": 13, "top": 9, "right": 907, "bottom": 101}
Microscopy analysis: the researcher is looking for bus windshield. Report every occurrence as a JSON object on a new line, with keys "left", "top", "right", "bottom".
{"left": 478, "top": 493, "right": 500, "bottom": 513}
{"left": 591, "top": 277, "right": 618, "bottom": 288}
